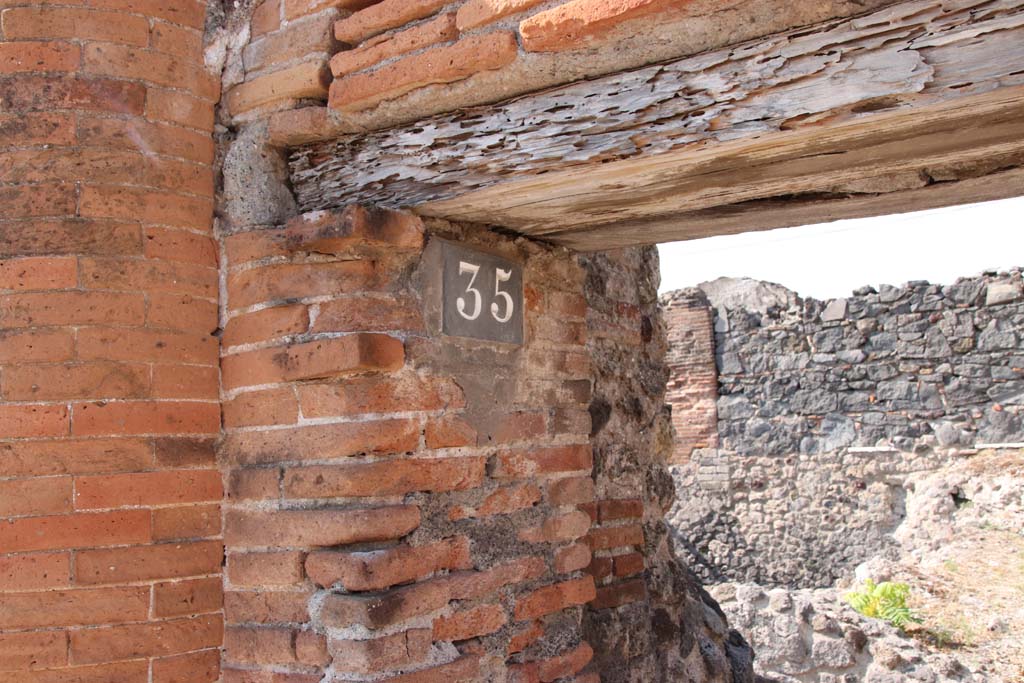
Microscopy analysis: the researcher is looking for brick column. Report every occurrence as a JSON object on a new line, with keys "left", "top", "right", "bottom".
{"left": 0, "top": 2, "right": 222, "bottom": 680}
{"left": 219, "top": 209, "right": 598, "bottom": 682}
{"left": 662, "top": 290, "right": 718, "bottom": 464}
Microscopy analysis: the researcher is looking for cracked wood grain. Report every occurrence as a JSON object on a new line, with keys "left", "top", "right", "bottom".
{"left": 290, "top": 0, "right": 1024, "bottom": 249}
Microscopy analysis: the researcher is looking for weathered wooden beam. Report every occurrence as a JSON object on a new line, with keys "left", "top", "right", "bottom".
{"left": 290, "top": 0, "right": 1024, "bottom": 249}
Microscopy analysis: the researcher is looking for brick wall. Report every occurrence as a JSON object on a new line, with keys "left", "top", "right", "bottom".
{"left": 218, "top": 209, "right": 599, "bottom": 681}
{"left": 661, "top": 289, "right": 718, "bottom": 464}
{"left": 0, "top": 1, "right": 223, "bottom": 681}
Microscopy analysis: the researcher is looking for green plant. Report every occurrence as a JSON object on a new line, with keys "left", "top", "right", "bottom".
{"left": 845, "top": 579, "right": 923, "bottom": 630}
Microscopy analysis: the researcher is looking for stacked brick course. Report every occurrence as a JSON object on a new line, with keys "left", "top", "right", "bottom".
{"left": 0, "top": 1, "right": 222, "bottom": 680}
{"left": 662, "top": 289, "right": 718, "bottom": 464}
{"left": 219, "top": 209, "right": 600, "bottom": 682}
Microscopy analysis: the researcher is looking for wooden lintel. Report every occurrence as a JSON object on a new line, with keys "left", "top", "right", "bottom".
{"left": 290, "top": 0, "right": 1024, "bottom": 250}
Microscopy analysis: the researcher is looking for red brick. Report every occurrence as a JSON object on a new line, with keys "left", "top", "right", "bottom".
{"left": 80, "top": 185, "right": 213, "bottom": 231}
{"left": 311, "top": 295, "right": 425, "bottom": 333}
{"left": 0, "top": 148, "right": 212, "bottom": 195}
{"left": 433, "top": 603, "right": 506, "bottom": 642}
{"left": 444, "top": 556, "right": 545, "bottom": 600}
{"left": 0, "top": 182, "right": 75, "bottom": 218}
{"left": 331, "top": 32, "right": 518, "bottom": 111}
{"left": 143, "top": 228, "right": 217, "bottom": 266}
{"left": 334, "top": 0, "right": 449, "bottom": 43}
{"left": 146, "top": 87, "right": 216, "bottom": 131}
{"left": 70, "top": 614, "right": 223, "bottom": 663}
{"left": 79, "top": 256, "right": 215, "bottom": 297}
{"left": 520, "top": 0, "right": 682, "bottom": 52}
{"left": 587, "top": 524, "right": 643, "bottom": 551}
{"left": 75, "top": 469, "right": 222, "bottom": 509}
{"left": 154, "top": 438, "right": 216, "bottom": 470}
{"left": 306, "top": 536, "right": 471, "bottom": 591}
{"left": 0, "top": 290, "right": 145, "bottom": 328}
{"left": 0, "top": 256, "right": 77, "bottom": 291}
{"left": 590, "top": 578, "right": 647, "bottom": 610}
{"left": 153, "top": 577, "right": 224, "bottom": 617}
{"left": 513, "top": 576, "right": 596, "bottom": 621}
{"left": 457, "top": 0, "right": 546, "bottom": 30}
{"left": 1, "top": 7, "right": 151, "bottom": 46}
{"left": 222, "top": 334, "right": 404, "bottom": 390}
{"left": 228, "top": 468, "right": 280, "bottom": 501}
{"left": 224, "top": 505, "right": 421, "bottom": 549}
{"left": 329, "top": 629, "right": 431, "bottom": 675}
{"left": 449, "top": 482, "right": 542, "bottom": 520}
{"left": 224, "top": 626, "right": 301, "bottom": 667}
{"left": 297, "top": 373, "right": 461, "bottom": 417}
{"left": 153, "top": 504, "right": 221, "bottom": 541}
{"left": 252, "top": 0, "right": 281, "bottom": 36}
{"left": 223, "top": 305, "right": 309, "bottom": 347}
{"left": 0, "top": 219, "right": 141, "bottom": 257}
{"left": 219, "top": 418, "right": 420, "bottom": 466}
{"left": 378, "top": 656, "right": 482, "bottom": 683}
{"left": 0, "top": 552, "right": 70, "bottom": 591}
{"left": 224, "top": 229, "right": 290, "bottom": 265}
{"left": 0, "top": 74, "right": 146, "bottom": 114}
{"left": 150, "top": 21, "right": 203, "bottom": 60}
{"left": 584, "top": 555, "right": 611, "bottom": 581}
{"left": 546, "top": 476, "right": 596, "bottom": 505}
{"left": 2, "top": 361, "right": 150, "bottom": 401}
{"left": 0, "top": 476, "right": 72, "bottom": 517}
{"left": 493, "top": 445, "right": 593, "bottom": 479}
{"left": 330, "top": 12, "right": 457, "bottom": 76}
{"left": 224, "top": 388, "right": 299, "bottom": 428}
{"left": 538, "top": 642, "right": 593, "bottom": 682}
{"left": 487, "top": 411, "right": 547, "bottom": 444}
{"left": 285, "top": 0, "right": 379, "bottom": 20}
{"left": 599, "top": 498, "right": 644, "bottom": 522}
{"left": 0, "top": 630, "right": 67, "bottom": 672}
{"left": 0, "top": 404, "right": 68, "bottom": 438}
{"left": 0, "top": 586, "right": 148, "bottom": 629}
{"left": 555, "top": 542, "right": 592, "bottom": 573}
{"left": 0, "top": 329, "right": 74, "bottom": 363}
{"left": 77, "top": 327, "right": 218, "bottom": 365}
{"left": 284, "top": 456, "right": 486, "bottom": 498}
{"left": 518, "top": 510, "right": 591, "bottom": 544}
{"left": 0, "top": 509, "right": 150, "bottom": 553}
{"left": 0, "top": 40, "right": 79, "bottom": 74}
{"left": 79, "top": 116, "right": 214, "bottom": 165}
{"left": 147, "top": 296, "right": 219, "bottom": 333}
{"left": 296, "top": 631, "right": 330, "bottom": 666}
{"left": 22, "top": 661, "right": 149, "bottom": 683}
{"left": 152, "top": 364, "right": 220, "bottom": 399}
{"left": 424, "top": 415, "right": 477, "bottom": 449}
{"left": 89, "top": 0, "right": 207, "bottom": 29}
{"left": 613, "top": 552, "right": 645, "bottom": 577}
{"left": 72, "top": 400, "right": 220, "bottom": 436}
{"left": 244, "top": 11, "right": 337, "bottom": 73}
{"left": 0, "top": 112, "right": 76, "bottom": 149}
{"left": 0, "top": 438, "right": 153, "bottom": 478}
{"left": 152, "top": 649, "right": 221, "bottom": 683}
{"left": 224, "top": 588, "right": 311, "bottom": 624}
{"left": 228, "top": 551, "right": 304, "bottom": 588}
{"left": 84, "top": 43, "right": 220, "bottom": 101}
{"left": 226, "top": 260, "right": 377, "bottom": 310}
{"left": 227, "top": 61, "right": 331, "bottom": 116}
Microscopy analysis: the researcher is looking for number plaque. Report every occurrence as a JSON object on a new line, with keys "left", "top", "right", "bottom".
{"left": 441, "top": 241, "right": 523, "bottom": 344}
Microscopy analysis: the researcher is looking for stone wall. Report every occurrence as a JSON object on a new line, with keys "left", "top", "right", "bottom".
{"left": 665, "top": 271, "right": 1024, "bottom": 587}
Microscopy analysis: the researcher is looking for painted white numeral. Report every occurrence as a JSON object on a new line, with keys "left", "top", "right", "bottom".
{"left": 456, "top": 261, "right": 482, "bottom": 321}
{"left": 491, "top": 268, "right": 514, "bottom": 323}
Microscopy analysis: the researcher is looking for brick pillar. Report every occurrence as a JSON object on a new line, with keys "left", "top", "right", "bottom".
{"left": 662, "top": 290, "right": 718, "bottom": 464}
{"left": 0, "top": 2, "right": 222, "bottom": 680}
{"left": 219, "top": 209, "right": 597, "bottom": 682}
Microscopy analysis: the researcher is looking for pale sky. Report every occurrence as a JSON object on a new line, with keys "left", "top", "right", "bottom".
{"left": 657, "top": 196, "right": 1024, "bottom": 300}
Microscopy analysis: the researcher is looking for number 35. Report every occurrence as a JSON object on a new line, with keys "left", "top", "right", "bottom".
{"left": 457, "top": 261, "right": 514, "bottom": 323}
